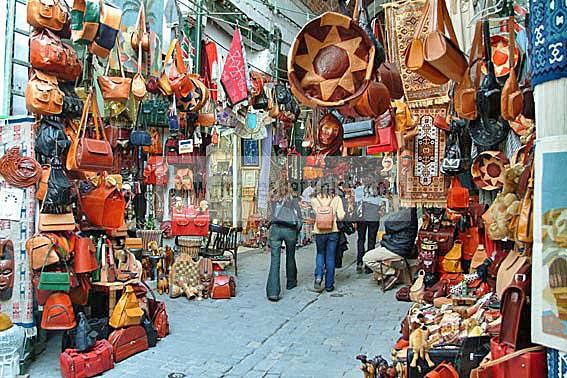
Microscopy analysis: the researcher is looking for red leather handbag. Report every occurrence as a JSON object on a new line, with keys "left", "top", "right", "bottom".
{"left": 80, "top": 186, "right": 126, "bottom": 229}
{"left": 144, "top": 281, "right": 170, "bottom": 338}
{"left": 367, "top": 109, "right": 398, "bottom": 154}
{"left": 108, "top": 325, "right": 149, "bottom": 362}
{"left": 171, "top": 206, "right": 209, "bottom": 236}
{"left": 425, "top": 362, "right": 459, "bottom": 378}
{"left": 447, "top": 176, "right": 470, "bottom": 210}
{"left": 60, "top": 339, "right": 114, "bottom": 378}
{"left": 41, "top": 292, "right": 76, "bottom": 330}
{"left": 74, "top": 237, "right": 98, "bottom": 273}
{"left": 143, "top": 156, "right": 168, "bottom": 186}
{"left": 211, "top": 275, "right": 236, "bottom": 299}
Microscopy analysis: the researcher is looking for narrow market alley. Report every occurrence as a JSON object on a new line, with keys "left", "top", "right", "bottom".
{"left": 29, "top": 241, "right": 409, "bottom": 378}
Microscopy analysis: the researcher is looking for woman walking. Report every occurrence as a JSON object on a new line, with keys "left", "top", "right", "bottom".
{"left": 266, "top": 183, "right": 303, "bottom": 302}
{"left": 311, "top": 179, "right": 345, "bottom": 292}
{"left": 356, "top": 182, "right": 382, "bottom": 273}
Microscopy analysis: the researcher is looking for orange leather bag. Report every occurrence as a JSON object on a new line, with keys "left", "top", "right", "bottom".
{"left": 41, "top": 292, "right": 76, "bottom": 330}
{"left": 26, "top": 234, "right": 59, "bottom": 270}
{"left": 404, "top": 0, "right": 448, "bottom": 85}
{"left": 30, "top": 29, "right": 81, "bottom": 82}
{"left": 36, "top": 165, "right": 51, "bottom": 201}
{"left": 455, "top": 22, "right": 482, "bottom": 120}
{"left": 354, "top": 81, "right": 390, "bottom": 118}
{"left": 166, "top": 39, "right": 195, "bottom": 99}
{"left": 425, "top": 362, "right": 459, "bottom": 378}
{"left": 501, "top": 17, "right": 524, "bottom": 121}
{"left": 75, "top": 93, "right": 114, "bottom": 171}
{"left": 27, "top": 0, "right": 68, "bottom": 32}
{"left": 97, "top": 40, "right": 131, "bottom": 102}
{"left": 132, "top": 39, "right": 147, "bottom": 101}
{"left": 25, "top": 70, "right": 64, "bottom": 115}
{"left": 81, "top": 184, "right": 126, "bottom": 229}
{"left": 74, "top": 237, "right": 98, "bottom": 273}
{"left": 109, "top": 285, "right": 144, "bottom": 328}
{"left": 423, "top": 0, "right": 467, "bottom": 83}
{"left": 447, "top": 176, "right": 469, "bottom": 210}
{"left": 130, "top": 2, "right": 150, "bottom": 52}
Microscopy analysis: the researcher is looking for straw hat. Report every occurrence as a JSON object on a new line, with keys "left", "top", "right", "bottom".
{"left": 471, "top": 151, "right": 510, "bottom": 190}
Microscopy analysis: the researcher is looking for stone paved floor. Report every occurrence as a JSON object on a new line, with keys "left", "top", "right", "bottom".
{"left": 29, "top": 238, "right": 409, "bottom": 378}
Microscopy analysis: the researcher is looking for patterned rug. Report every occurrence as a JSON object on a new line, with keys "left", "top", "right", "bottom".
{"left": 398, "top": 105, "right": 449, "bottom": 206}
{"left": 384, "top": 1, "right": 450, "bottom": 105}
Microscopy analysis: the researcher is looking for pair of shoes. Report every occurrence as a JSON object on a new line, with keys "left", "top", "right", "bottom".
{"left": 286, "top": 283, "right": 297, "bottom": 290}
{"left": 268, "top": 296, "right": 280, "bottom": 302}
{"left": 314, "top": 279, "right": 324, "bottom": 292}
{"left": 356, "top": 263, "right": 363, "bottom": 273}
{"left": 325, "top": 286, "right": 335, "bottom": 292}
{"left": 384, "top": 269, "right": 402, "bottom": 291}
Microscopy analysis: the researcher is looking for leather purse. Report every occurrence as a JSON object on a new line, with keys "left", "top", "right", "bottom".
{"left": 30, "top": 29, "right": 81, "bottom": 82}
{"left": 211, "top": 275, "right": 236, "bottom": 299}
{"left": 447, "top": 176, "right": 469, "bottom": 210}
{"left": 108, "top": 325, "right": 149, "bottom": 362}
{"left": 26, "top": 234, "right": 59, "bottom": 270}
{"left": 367, "top": 109, "right": 398, "bottom": 154}
{"left": 143, "top": 128, "right": 162, "bottom": 155}
{"left": 354, "top": 81, "right": 390, "bottom": 118}
{"left": 41, "top": 292, "right": 76, "bottom": 330}
{"left": 27, "top": 0, "right": 68, "bottom": 32}
{"left": 171, "top": 205, "right": 210, "bottom": 237}
{"left": 455, "top": 22, "right": 482, "bottom": 120}
{"left": 458, "top": 225, "right": 479, "bottom": 260}
{"left": 97, "top": 40, "right": 131, "bottom": 102}
{"left": 166, "top": 39, "right": 194, "bottom": 99}
{"left": 409, "top": 270, "right": 426, "bottom": 303}
{"left": 38, "top": 255, "right": 71, "bottom": 292}
{"left": 424, "top": 362, "right": 459, "bottom": 378}
{"left": 60, "top": 339, "right": 114, "bottom": 378}
{"left": 441, "top": 119, "right": 469, "bottom": 176}
{"left": 38, "top": 213, "right": 76, "bottom": 232}
{"left": 418, "top": 223, "right": 455, "bottom": 256}
{"left": 501, "top": 17, "right": 523, "bottom": 122}
{"left": 74, "top": 237, "right": 98, "bottom": 273}
{"left": 342, "top": 119, "right": 378, "bottom": 148}
{"left": 80, "top": 184, "right": 125, "bottom": 229}
{"left": 440, "top": 240, "right": 463, "bottom": 273}
{"left": 496, "top": 249, "right": 528, "bottom": 299}
{"left": 404, "top": 0, "right": 448, "bottom": 85}
{"left": 25, "top": 70, "right": 64, "bottom": 116}
{"left": 130, "top": 2, "right": 150, "bottom": 52}
{"left": 109, "top": 285, "right": 144, "bottom": 328}
{"left": 423, "top": 0, "right": 467, "bottom": 83}
{"left": 144, "top": 156, "right": 169, "bottom": 186}
{"left": 88, "top": 1, "right": 121, "bottom": 58}
{"left": 74, "top": 93, "right": 113, "bottom": 171}
{"left": 129, "top": 118, "right": 153, "bottom": 146}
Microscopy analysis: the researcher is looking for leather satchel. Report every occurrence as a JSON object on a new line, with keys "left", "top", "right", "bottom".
{"left": 30, "top": 29, "right": 81, "bottom": 82}
{"left": 501, "top": 17, "right": 524, "bottom": 122}
{"left": 108, "top": 325, "right": 148, "bottom": 362}
{"left": 80, "top": 184, "right": 125, "bottom": 229}
{"left": 60, "top": 339, "right": 114, "bottom": 378}
{"left": 404, "top": 0, "right": 448, "bottom": 85}
{"left": 455, "top": 22, "right": 482, "bottom": 120}
{"left": 211, "top": 275, "right": 236, "bottom": 299}
{"left": 342, "top": 119, "right": 378, "bottom": 148}
{"left": 447, "top": 176, "right": 469, "bottom": 210}
{"left": 27, "top": 0, "right": 68, "bottom": 32}
{"left": 25, "top": 70, "right": 64, "bottom": 116}
{"left": 109, "top": 285, "right": 144, "bottom": 329}
{"left": 41, "top": 292, "right": 76, "bottom": 330}
{"left": 98, "top": 40, "right": 131, "bottom": 102}
{"left": 38, "top": 213, "right": 76, "bottom": 232}
{"left": 166, "top": 39, "right": 195, "bottom": 99}
{"left": 26, "top": 234, "right": 59, "bottom": 270}
{"left": 423, "top": 0, "right": 467, "bottom": 83}
{"left": 354, "top": 81, "right": 390, "bottom": 118}
{"left": 171, "top": 206, "right": 210, "bottom": 237}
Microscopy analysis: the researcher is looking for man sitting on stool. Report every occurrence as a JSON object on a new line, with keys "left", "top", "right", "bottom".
{"left": 363, "top": 207, "right": 418, "bottom": 291}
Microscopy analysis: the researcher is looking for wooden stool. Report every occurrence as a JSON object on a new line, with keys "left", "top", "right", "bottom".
{"left": 378, "top": 257, "right": 411, "bottom": 292}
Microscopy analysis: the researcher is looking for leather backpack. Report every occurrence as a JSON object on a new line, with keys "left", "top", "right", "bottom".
{"left": 27, "top": 0, "right": 68, "bottom": 32}
{"left": 30, "top": 29, "right": 81, "bottom": 82}
{"left": 25, "top": 70, "right": 64, "bottom": 116}
{"left": 109, "top": 285, "right": 144, "bottom": 328}
{"left": 41, "top": 292, "right": 76, "bottom": 330}
{"left": 501, "top": 17, "right": 524, "bottom": 121}
{"left": 74, "top": 312, "right": 97, "bottom": 352}
{"left": 26, "top": 234, "right": 59, "bottom": 270}
{"left": 314, "top": 197, "right": 335, "bottom": 231}
{"left": 80, "top": 182, "right": 125, "bottom": 230}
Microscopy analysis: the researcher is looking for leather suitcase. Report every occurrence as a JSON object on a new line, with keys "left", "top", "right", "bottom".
{"left": 108, "top": 325, "right": 148, "bottom": 362}
{"left": 60, "top": 339, "right": 114, "bottom": 378}
{"left": 407, "top": 346, "right": 460, "bottom": 378}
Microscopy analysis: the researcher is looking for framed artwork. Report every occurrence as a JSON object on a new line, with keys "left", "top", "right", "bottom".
{"left": 242, "top": 170, "right": 257, "bottom": 187}
{"left": 241, "top": 139, "right": 260, "bottom": 168}
{"left": 533, "top": 136, "right": 567, "bottom": 351}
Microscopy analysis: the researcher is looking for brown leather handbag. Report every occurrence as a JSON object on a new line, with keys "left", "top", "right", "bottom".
{"left": 132, "top": 41, "right": 147, "bottom": 101}
{"left": 75, "top": 93, "right": 114, "bottom": 171}
{"left": 108, "top": 325, "right": 148, "bottom": 362}
{"left": 211, "top": 275, "right": 236, "bottom": 299}
{"left": 423, "top": 0, "right": 467, "bottom": 83}
{"left": 447, "top": 176, "right": 469, "bottom": 210}
{"left": 404, "top": 0, "right": 448, "bottom": 85}
{"left": 372, "top": 17, "right": 404, "bottom": 100}
{"left": 131, "top": 2, "right": 150, "bottom": 52}
{"left": 25, "top": 70, "right": 64, "bottom": 115}
{"left": 26, "top": 234, "right": 59, "bottom": 270}
{"left": 80, "top": 184, "right": 126, "bottom": 229}
{"left": 74, "top": 237, "right": 98, "bottom": 273}
{"left": 27, "top": 0, "right": 68, "bottom": 32}
{"left": 501, "top": 17, "right": 524, "bottom": 121}
{"left": 41, "top": 292, "right": 76, "bottom": 330}
{"left": 38, "top": 213, "right": 76, "bottom": 232}
{"left": 30, "top": 29, "right": 81, "bottom": 82}
{"left": 455, "top": 22, "right": 482, "bottom": 120}
{"left": 167, "top": 39, "right": 194, "bottom": 99}
{"left": 97, "top": 40, "right": 131, "bottom": 102}
{"left": 354, "top": 81, "right": 390, "bottom": 118}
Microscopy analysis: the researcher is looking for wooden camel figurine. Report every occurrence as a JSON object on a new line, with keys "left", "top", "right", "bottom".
{"left": 409, "top": 325, "right": 434, "bottom": 368}
{"left": 156, "top": 259, "right": 169, "bottom": 295}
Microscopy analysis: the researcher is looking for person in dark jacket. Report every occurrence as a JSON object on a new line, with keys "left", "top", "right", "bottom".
{"left": 362, "top": 207, "right": 418, "bottom": 290}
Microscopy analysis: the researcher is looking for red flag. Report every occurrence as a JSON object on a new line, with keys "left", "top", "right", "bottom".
{"left": 221, "top": 28, "right": 248, "bottom": 105}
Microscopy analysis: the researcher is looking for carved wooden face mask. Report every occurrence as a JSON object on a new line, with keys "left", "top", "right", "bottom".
{"left": 0, "top": 240, "right": 14, "bottom": 301}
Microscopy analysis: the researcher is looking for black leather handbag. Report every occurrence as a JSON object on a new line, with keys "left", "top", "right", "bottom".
{"left": 74, "top": 312, "right": 97, "bottom": 352}
{"left": 60, "top": 82, "right": 84, "bottom": 119}
{"left": 61, "top": 316, "right": 109, "bottom": 352}
{"left": 35, "top": 116, "right": 71, "bottom": 164}
{"left": 43, "top": 157, "right": 75, "bottom": 211}
{"left": 441, "top": 119, "right": 469, "bottom": 176}
{"left": 142, "top": 314, "right": 158, "bottom": 347}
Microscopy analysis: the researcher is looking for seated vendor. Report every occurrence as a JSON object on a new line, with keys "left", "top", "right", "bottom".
{"left": 363, "top": 207, "right": 418, "bottom": 291}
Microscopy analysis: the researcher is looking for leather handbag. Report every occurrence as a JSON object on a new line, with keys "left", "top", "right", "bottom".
{"left": 496, "top": 249, "right": 528, "bottom": 299}
{"left": 404, "top": 0, "right": 448, "bottom": 85}
{"left": 139, "top": 96, "right": 170, "bottom": 127}
{"left": 80, "top": 184, "right": 126, "bottom": 229}
{"left": 69, "top": 273, "right": 91, "bottom": 306}
{"left": 97, "top": 40, "right": 131, "bottom": 102}
{"left": 27, "top": 0, "right": 68, "bottom": 32}
{"left": 60, "top": 339, "right": 114, "bottom": 378}
{"left": 409, "top": 270, "right": 426, "bottom": 303}
{"left": 130, "top": 2, "right": 150, "bottom": 52}
{"left": 458, "top": 225, "right": 479, "bottom": 260}
{"left": 470, "top": 344, "right": 546, "bottom": 378}
{"left": 30, "top": 29, "right": 81, "bottom": 82}
{"left": 132, "top": 40, "right": 147, "bottom": 101}
{"left": 71, "top": 0, "right": 100, "bottom": 44}
{"left": 342, "top": 119, "right": 378, "bottom": 148}
{"left": 144, "top": 156, "right": 168, "bottom": 186}
{"left": 41, "top": 292, "right": 76, "bottom": 330}
{"left": 423, "top": 0, "right": 467, "bottom": 83}
{"left": 501, "top": 17, "right": 523, "bottom": 122}
{"left": 74, "top": 237, "right": 98, "bottom": 273}
{"left": 499, "top": 263, "right": 531, "bottom": 350}
{"left": 38, "top": 254, "right": 71, "bottom": 292}
{"left": 109, "top": 285, "right": 144, "bottom": 328}
{"left": 60, "top": 83, "right": 83, "bottom": 119}
{"left": 440, "top": 240, "right": 463, "bottom": 273}
{"left": 455, "top": 22, "right": 482, "bottom": 120}
{"left": 143, "top": 128, "right": 162, "bottom": 155}
{"left": 25, "top": 70, "right": 64, "bottom": 115}
{"left": 38, "top": 212, "right": 76, "bottom": 232}
{"left": 447, "top": 176, "right": 469, "bottom": 210}
{"left": 108, "top": 325, "right": 148, "bottom": 362}
{"left": 166, "top": 39, "right": 194, "bottom": 99}
{"left": 211, "top": 275, "right": 236, "bottom": 299}
{"left": 354, "top": 81, "right": 390, "bottom": 118}
{"left": 367, "top": 109, "right": 398, "bottom": 154}
{"left": 424, "top": 362, "right": 459, "bottom": 378}
{"left": 75, "top": 94, "right": 113, "bottom": 171}
{"left": 116, "top": 251, "right": 142, "bottom": 282}
{"left": 26, "top": 234, "right": 59, "bottom": 270}
{"left": 88, "top": 0, "right": 121, "bottom": 58}
{"left": 171, "top": 206, "right": 210, "bottom": 237}
{"left": 142, "top": 280, "right": 169, "bottom": 338}
{"left": 441, "top": 119, "right": 469, "bottom": 176}
{"left": 129, "top": 120, "right": 153, "bottom": 147}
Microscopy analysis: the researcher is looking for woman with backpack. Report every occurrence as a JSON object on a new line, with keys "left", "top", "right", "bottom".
{"left": 266, "top": 183, "right": 303, "bottom": 302}
{"left": 310, "top": 179, "right": 346, "bottom": 292}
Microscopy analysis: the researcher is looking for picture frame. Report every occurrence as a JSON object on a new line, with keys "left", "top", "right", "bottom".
{"left": 242, "top": 170, "right": 257, "bottom": 187}
{"left": 241, "top": 139, "right": 261, "bottom": 168}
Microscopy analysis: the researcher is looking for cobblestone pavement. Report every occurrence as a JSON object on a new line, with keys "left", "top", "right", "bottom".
{"left": 30, "top": 238, "right": 409, "bottom": 378}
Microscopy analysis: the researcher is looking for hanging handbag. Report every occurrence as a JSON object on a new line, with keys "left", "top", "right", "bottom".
{"left": 25, "top": 70, "right": 64, "bottom": 116}
{"left": 26, "top": 234, "right": 59, "bottom": 270}
{"left": 27, "top": 0, "right": 68, "bottom": 32}
{"left": 42, "top": 156, "right": 74, "bottom": 209}
{"left": 169, "top": 40, "right": 195, "bottom": 99}
{"left": 38, "top": 248, "right": 71, "bottom": 291}
{"left": 144, "top": 155, "right": 168, "bottom": 186}
{"left": 38, "top": 212, "right": 76, "bottom": 232}
{"left": 130, "top": 2, "right": 150, "bottom": 52}
{"left": 81, "top": 183, "right": 125, "bottom": 229}
{"left": 404, "top": 0, "right": 448, "bottom": 85}
{"left": 36, "top": 165, "right": 50, "bottom": 201}
{"left": 60, "top": 83, "right": 83, "bottom": 119}
{"left": 109, "top": 285, "right": 144, "bottom": 328}
{"left": 132, "top": 40, "right": 147, "bottom": 101}
{"left": 74, "top": 237, "right": 98, "bottom": 273}
{"left": 129, "top": 119, "right": 153, "bottom": 147}
{"left": 71, "top": 0, "right": 100, "bottom": 44}
{"left": 88, "top": 0, "right": 121, "bottom": 58}
{"left": 41, "top": 292, "right": 76, "bottom": 330}
{"left": 501, "top": 17, "right": 524, "bottom": 122}
{"left": 69, "top": 272, "right": 91, "bottom": 305}
{"left": 30, "top": 29, "right": 81, "bottom": 82}
{"left": 74, "top": 93, "right": 114, "bottom": 171}
{"left": 367, "top": 109, "right": 398, "bottom": 154}
{"left": 441, "top": 119, "right": 469, "bottom": 176}
{"left": 440, "top": 240, "right": 463, "bottom": 273}
{"left": 423, "top": 0, "right": 467, "bottom": 83}
{"left": 143, "top": 128, "right": 162, "bottom": 155}
{"left": 97, "top": 39, "right": 132, "bottom": 102}
{"left": 353, "top": 81, "right": 391, "bottom": 118}
{"left": 447, "top": 176, "right": 469, "bottom": 210}
{"left": 35, "top": 117, "right": 70, "bottom": 162}
{"left": 455, "top": 22, "right": 482, "bottom": 120}
{"left": 516, "top": 172, "right": 533, "bottom": 243}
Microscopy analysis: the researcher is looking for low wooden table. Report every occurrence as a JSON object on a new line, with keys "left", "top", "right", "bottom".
{"left": 93, "top": 279, "right": 140, "bottom": 317}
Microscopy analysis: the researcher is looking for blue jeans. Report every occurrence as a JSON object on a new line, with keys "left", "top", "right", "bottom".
{"left": 314, "top": 232, "right": 339, "bottom": 289}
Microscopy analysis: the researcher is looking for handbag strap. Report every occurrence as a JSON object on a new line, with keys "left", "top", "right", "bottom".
{"left": 507, "top": 16, "right": 517, "bottom": 81}
{"left": 174, "top": 40, "right": 187, "bottom": 75}
{"left": 483, "top": 20, "right": 497, "bottom": 82}
{"left": 77, "top": 92, "right": 108, "bottom": 142}
{"left": 163, "top": 39, "right": 177, "bottom": 70}
{"left": 478, "top": 346, "right": 543, "bottom": 369}
{"left": 413, "top": 0, "right": 432, "bottom": 39}
{"left": 470, "top": 21, "right": 483, "bottom": 88}
{"left": 436, "top": 0, "right": 460, "bottom": 47}
{"left": 40, "top": 244, "right": 68, "bottom": 274}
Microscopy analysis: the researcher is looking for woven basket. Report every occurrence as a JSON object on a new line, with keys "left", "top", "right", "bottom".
{"left": 136, "top": 229, "right": 163, "bottom": 250}
{"left": 177, "top": 236, "right": 202, "bottom": 257}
